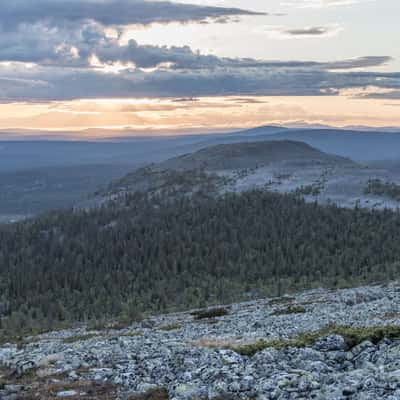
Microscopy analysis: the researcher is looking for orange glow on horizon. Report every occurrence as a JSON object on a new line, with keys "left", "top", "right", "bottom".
{"left": 1, "top": 95, "right": 400, "bottom": 137}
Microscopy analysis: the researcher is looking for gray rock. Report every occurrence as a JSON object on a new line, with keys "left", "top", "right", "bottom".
{"left": 2, "top": 282, "right": 400, "bottom": 399}
{"left": 56, "top": 390, "right": 79, "bottom": 397}
{"left": 3, "top": 384, "right": 23, "bottom": 393}
{"left": 314, "top": 334, "right": 347, "bottom": 352}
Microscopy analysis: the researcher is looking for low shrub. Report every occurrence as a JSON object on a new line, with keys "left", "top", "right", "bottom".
{"left": 271, "top": 306, "right": 307, "bottom": 316}
{"left": 191, "top": 307, "right": 229, "bottom": 320}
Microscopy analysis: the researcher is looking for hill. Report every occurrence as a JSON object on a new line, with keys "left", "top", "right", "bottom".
{"left": 98, "top": 140, "right": 358, "bottom": 203}
{"left": 94, "top": 138, "right": 400, "bottom": 211}
{"left": 161, "top": 140, "right": 353, "bottom": 171}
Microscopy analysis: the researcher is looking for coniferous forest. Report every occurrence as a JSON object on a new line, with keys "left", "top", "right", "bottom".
{"left": 1, "top": 189, "right": 400, "bottom": 335}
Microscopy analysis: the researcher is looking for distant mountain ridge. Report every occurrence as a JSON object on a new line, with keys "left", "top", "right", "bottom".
{"left": 244, "top": 128, "right": 400, "bottom": 162}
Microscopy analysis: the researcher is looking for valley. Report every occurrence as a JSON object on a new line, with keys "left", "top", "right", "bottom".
{"left": 2, "top": 128, "right": 400, "bottom": 221}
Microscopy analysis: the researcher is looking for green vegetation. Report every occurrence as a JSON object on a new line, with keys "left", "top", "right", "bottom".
{"left": 1, "top": 189, "right": 400, "bottom": 336}
{"left": 232, "top": 324, "right": 400, "bottom": 356}
{"left": 365, "top": 179, "right": 400, "bottom": 201}
{"left": 268, "top": 296, "right": 295, "bottom": 306}
{"left": 159, "top": 323, "right": 182, "bottom": 331}
{"left": 101, "top": 167, "right": 222, "bottom": 197}
{"left": 295, "top": 184, "right": 322, "bottom": 196}
{"left": 191, "top": 307, "right": 230, "bottom": 320}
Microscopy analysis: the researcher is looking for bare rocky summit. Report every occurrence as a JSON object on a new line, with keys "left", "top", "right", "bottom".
{"left": 2, "top": 283, "right": 400, "bottom": 399}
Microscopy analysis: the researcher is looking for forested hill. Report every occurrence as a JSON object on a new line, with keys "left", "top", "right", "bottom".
{"left": 1, "top": 187, "right": 400, "bottom": 335}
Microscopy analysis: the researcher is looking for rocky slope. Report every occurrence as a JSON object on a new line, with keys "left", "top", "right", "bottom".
{"left": 93, "top": 139, "right": 400, "bottom": 211}
{"left": 2, "top": 283, "right": 400, "bottom": 399}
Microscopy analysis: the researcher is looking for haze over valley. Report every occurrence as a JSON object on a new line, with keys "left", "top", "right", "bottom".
{"left": 1, "top": 126, "right": 400, "bottom": 222}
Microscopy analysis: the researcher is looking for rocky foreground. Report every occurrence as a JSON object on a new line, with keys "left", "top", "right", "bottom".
{"left": 2, "top": 283, "right": 400, "bottom": 399}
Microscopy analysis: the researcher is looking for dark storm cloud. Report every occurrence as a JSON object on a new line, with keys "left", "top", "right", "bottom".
{"left": 0, "top": 0, "right": 398, "bottom": 102}
{"left": 1, "top": 61, "right": 400, "bottom": 101}
{"left": 0, "top": 0, "right": 266, "bottom": 69}
{"left": 0, "top": 0, "right": 264, "bottom": 29}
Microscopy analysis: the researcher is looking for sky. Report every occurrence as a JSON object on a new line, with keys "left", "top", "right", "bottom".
{"left": 0, "top": 0, "right": 399, "bottom": 136}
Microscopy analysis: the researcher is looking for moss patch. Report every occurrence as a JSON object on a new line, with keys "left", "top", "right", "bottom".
{"left": 232, "top": 324, "right": 400, "bottom": 357}
{"left": 268, "top": 296, "right": 295, "bottom": 306}
{"left": 119, "top": 331, "right": 143, "bottom": 337}
{"left": 158, "top": 323, "right": 182, "bottom": 332}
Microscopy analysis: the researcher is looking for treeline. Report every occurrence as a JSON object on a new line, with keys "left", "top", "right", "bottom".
{"left": 1, "top": 190, "right": 400, "bottom": 335}
{"left": 365, "top": 179, "right": 400, "bottom": 201}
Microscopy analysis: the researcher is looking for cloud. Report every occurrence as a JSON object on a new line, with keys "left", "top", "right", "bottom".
{"left": 0, "top": 2, "right": 266, "bottom": 69}
{"left": 0, "top": 0, "right": 397, "bottom": 103}
{"left": 0, "top": 0, "right": 264, "bottom": 30}
{"left": 0, "top": 57, "right": 399, "bottom": 101}
{"left": 285, "top": 26, "right": 334, "bottom": 35}
{"left": 228, "top": 97, "right": 269, "bottom": 104}
{"left": 0, "top": 16, "right": 390, "bottom": 73}
{"left": 0, "top": 7, "right": 396, "bottom": 103}
{"left": 259, "top": 24, "right": 343, "bottom": 39}
{"left": 283, "top": 0, "right": 375, "bottom": 8}
{"left": 323, "top": 56, "right": 393, "bottom": 70}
